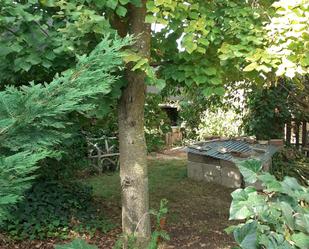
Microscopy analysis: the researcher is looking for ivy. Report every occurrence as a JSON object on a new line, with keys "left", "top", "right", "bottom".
{"left": 228, "top": 159, "right": 309, "bottom": 249}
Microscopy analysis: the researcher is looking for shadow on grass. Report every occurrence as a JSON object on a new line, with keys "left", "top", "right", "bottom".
{"left": 84, "top": 158, "right": 237, "bottom": 249}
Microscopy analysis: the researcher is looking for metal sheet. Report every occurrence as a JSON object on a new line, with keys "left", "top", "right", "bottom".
{"left": 188, "top": 139, "right": 279, "bottom": 162}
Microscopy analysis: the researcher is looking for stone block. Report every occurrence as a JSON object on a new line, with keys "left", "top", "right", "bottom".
{"left": 220, "top": 160, "right": 242, "bottom": 188}
{"left": 202, "top": 164, "right": 221, "bottom": 184}
{"left": 187, "top": 161, "right": 204, "bottom": 181}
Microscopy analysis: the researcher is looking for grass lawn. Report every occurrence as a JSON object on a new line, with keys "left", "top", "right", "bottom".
{"left": 85, "top": 158, "right": 237, "bottom": 249}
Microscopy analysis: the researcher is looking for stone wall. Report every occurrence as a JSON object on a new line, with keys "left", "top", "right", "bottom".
{"left": 187, "top": 152, "right": 272, "bottom": 188}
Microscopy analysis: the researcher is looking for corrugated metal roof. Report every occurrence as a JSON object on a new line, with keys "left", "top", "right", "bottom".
{"left": 188, "top": 139, "right": 279, "bottom": 162}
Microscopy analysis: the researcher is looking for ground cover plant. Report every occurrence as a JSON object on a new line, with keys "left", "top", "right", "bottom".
{"left": 0, "top": 181, "right": 114, "bottom": 240}
{"left": 0, "top": 158, "right": 237, "bottom": 248}
{"left": 227, "top": 159, "right": 309, "bottom": 249}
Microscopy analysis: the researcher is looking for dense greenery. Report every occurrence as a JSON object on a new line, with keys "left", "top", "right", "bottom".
{"left": 243, "top": 84, "right": 290, "bottom": 140}
{"left": 0, "top": 182, "right": 113, "bottom": 240}
{"left": 228, "top": 160, "right": 309, "bottom": 249}
{"left": 145, "top": 94, "right": 171, "bottom": 152}
{"left": 242, "top": 0, "right": 309, "bottom": 80}
{"left": 0, "top": 36, "right": 130, "bottom": 219}
{"left": 272, "top": 148, "right": 309, "bottom": 187}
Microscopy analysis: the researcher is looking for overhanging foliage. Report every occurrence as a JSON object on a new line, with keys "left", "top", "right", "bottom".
{"left": 0, "top": 35, "right": 131, "bottom": 220}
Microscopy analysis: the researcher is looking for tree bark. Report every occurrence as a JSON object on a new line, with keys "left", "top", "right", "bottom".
{"left": 118, "top": 1, "right": 151, "bottom": 248}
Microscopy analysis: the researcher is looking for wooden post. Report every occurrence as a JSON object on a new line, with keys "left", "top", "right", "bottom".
{"left": 302, "top": 121, "right": 307, "bottom": 147}
{"left": 295, "top": 121, "right": 300, "bottom": 149}
{"left": 286, "top": 121, "right": 291, "bottom": 146}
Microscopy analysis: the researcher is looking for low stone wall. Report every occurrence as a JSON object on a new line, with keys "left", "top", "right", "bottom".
{"left": 187, "top": 160, "right": 242, "bottom": 188}
{"left": 187, "top": 152, "right": 272, "bottom": 188}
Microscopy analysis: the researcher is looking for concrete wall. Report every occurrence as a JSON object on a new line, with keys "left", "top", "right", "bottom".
{"left": 188, "top": 154, "right": 271, "bottom": 189}
{"left": 187, "top": 157, "right": 242, "bottom": 188}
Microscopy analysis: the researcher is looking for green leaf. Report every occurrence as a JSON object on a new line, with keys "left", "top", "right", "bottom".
{"left": 229, "top": 188, "right": 254, "bottom": 220}
{"left": 155, "top": 0, "right": 165, "bottom": 6}
{"left": 123, "top": 50, "right": 142, "bottom": 63}
{"left": 280, "top": 202, "right": 295, "bottom": 230}
{"left": 203, "top": 67, "right": 217, "bottom": 76}
{"left": 132, "top": 58, "right": 148, "bottom": 71}
{"left": 194, "top": 75, "right": 207, "bottom": 85}
{"left": 213, "top": 87, "right": 225, "bottom": 96}
{"left": 106, "top": 0, "right": 118, "bottom": 10}
{"left": 202, "top": 87, "right": 213, "bottom": 97}
{"left": 291, "top": 233, "right": 309, "bottom": 249}
{"left": 145, "top": 15, "right": 157, "bottom": 24}
{"left": 237, "top": 159, "right": 262, "bottom": 184}
{"left": 209, "top": 77, "right": 221, "bottom": 85}
{"left": 233, "top": 222, "right": 258, "bottom": 249}
{"left": 257, "top": 173, "right": 282, "bottom": 192}
{"left": 243, "top": 62, "right": 258, "bottom": 72}
{"left": 26, "top": 54, "right": 41, "bottom": 65}
{"left": 295, "top": 214, "right": 309, "bottom": 234}
{"left": 116, "top": 6, "right": 127, "bottom": 17}
{"left": 119, "top": 0, "right": 129, "bottom": 4}
{"left": 198, "top": 38, "right": 210, "bottom": 47}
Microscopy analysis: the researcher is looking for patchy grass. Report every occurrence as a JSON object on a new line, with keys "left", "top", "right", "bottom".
{"left": 1, "top": 159, "right": 236, "bottom": 249}
{"left": 85, "top": 158, "right": 236, "bottom": 249}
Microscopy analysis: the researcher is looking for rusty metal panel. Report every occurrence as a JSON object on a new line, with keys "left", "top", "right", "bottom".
{"left": 188, "top": 140, "right": 279, "bottom": 162}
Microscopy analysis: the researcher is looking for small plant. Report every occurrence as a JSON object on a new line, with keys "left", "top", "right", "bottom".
{"left": 227, "top": 159, "right": 309, "bottom": 249}
{"left": 114, "top": 199, "right": 170, "bottom": 249}
{"left": 148, "top": 199, "right": 170, "bottom": 249}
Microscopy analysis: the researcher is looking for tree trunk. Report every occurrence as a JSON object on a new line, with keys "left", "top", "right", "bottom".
{"left": 118, "top": 1, "right": 151, "bottom": 248}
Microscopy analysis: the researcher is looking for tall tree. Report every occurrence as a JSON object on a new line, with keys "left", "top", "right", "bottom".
{"left": 117, "top": 2, "right": 152, "bottom": 246}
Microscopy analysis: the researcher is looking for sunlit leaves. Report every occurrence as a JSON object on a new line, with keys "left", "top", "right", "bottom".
{"left": 150, "top": 0, "right": 272, "bottom": 97}
{"left": 123, "top": 49, "right": 166, "bottom": 90}
{"left": 243, "top": 0, "right": 309, "bottom": 79}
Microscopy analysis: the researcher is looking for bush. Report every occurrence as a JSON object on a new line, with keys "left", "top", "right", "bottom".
{"left": 196, "top": 108, "right": 244, "bottom": 139}
{"left": 145, "top": 94, "right": 171, "bottom": 152}
{"left": 0, "top": 181, "right": 114, "bottom": 240}
{"left": 271, "top": 148, "right": 309, "bottom": 186}
{"left": 227, "top": 159, "right": 309, "bottom": 249}
{"left": 39, "top": 131, "right": 89, "bottom": 180}
{"left": 243, "top": 84, "right": 291, "bottom": 140}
